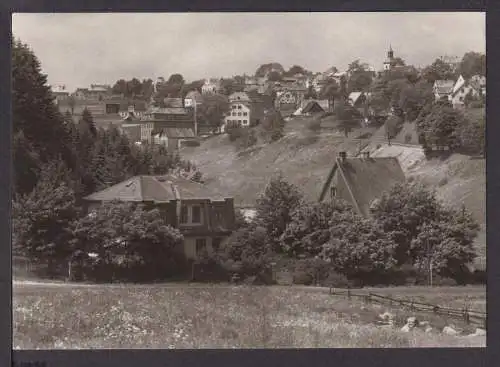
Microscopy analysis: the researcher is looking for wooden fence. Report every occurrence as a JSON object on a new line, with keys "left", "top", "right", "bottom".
{"left": 329, "top": 288, "right": 487, "bottom": 329}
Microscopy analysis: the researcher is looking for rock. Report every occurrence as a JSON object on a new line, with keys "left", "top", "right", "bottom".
{"left": 401, "top": 324, "right": 411, "bottom": 332}
{"left": 442, "top": 326, "right": 459, "bottom": 335}
{"left": 406, "top": 316, "right": 418, "bottom": 328}
{"left": 379, "top": 311, "right": 394, "bottom": 321}
{"left": 467, "top": 328, "right": 486, "bottom": 337}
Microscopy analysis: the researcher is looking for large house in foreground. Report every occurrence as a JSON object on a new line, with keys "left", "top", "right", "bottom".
{"left": 319, "top": 151, "right": 406, "bottom": 217}
{"left": 84, "top": 175, "right": 236, "bottom": 260}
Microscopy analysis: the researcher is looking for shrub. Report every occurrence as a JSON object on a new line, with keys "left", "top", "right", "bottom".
{"left": 404, "top": 133, "right": 412, "bottom": 144}
{"left": 323, "top": 272, "right": 350, "bottom": 288}
{"left": 431, "top": 276, "right": 458, "bottom": 287}
{"left": 307, "top": 119, "right": 322, "bottom": 132}
{"left": 469, "top": 101, "right": 484, "bottom": 109}
{"left": 227, "top": 127, "right": 245, "bottom": 142}
{"left": 182, "top": 139, "right": 201, "bottom": 147}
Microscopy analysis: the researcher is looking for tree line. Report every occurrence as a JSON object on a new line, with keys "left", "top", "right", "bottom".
{"left": 208, "top": 175, "right": 482, "bottom": 286}
{"left": 12, "top": 39, "right": 194, "bottom": 279}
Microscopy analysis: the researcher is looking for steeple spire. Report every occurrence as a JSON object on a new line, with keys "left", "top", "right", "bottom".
{"left": 388, "top": 44, "right": 394, "bottom": 60}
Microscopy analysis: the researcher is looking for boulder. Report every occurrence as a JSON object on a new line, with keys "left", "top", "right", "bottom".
{"left": 442, "top": 326, "right": 459, "bottom": 335}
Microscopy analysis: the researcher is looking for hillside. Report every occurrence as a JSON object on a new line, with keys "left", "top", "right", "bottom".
{"left": 182, "top": 118, "right": 486, "bottom": 267}
{"left": 182, "top": 117, "right": 381, "bottom": 207}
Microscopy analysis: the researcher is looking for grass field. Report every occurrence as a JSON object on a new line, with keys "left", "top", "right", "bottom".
{"left": 13, "top": 284, "right": 486, "bottom": 349}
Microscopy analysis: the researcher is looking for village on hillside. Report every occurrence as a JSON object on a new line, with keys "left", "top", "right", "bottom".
{"left": 12, "top": 12, "right": 486, "bottom": 350}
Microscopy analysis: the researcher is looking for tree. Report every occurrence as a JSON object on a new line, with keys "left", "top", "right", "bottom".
{"left": 198, "top": 94, "right": 229, "bottom": 131}
{"left": 334, "top": 100, "right": 361, "bottom": 137}
{"left": 112, "top": 79, "right": 128, "bottom": 96}
{"left": 71, "top": 201, "right": 183, "bottom": 280}
{"left": 456, "top": 111, "right": 485, "bottom": 155}
{"left": 347, "top": 60, "right": 373, "bottom": 93}
{"left": 457, "top": 52, "right": 486, "bottom": 79}
{"left": 320, "top": 215, "right": 397, "bottom": 280}
{"left": 398, "top": 80, "right": 434, "bottom": 121}
{"left": 416, "top": 101, "right": 465, "bottom": 149}
{"left": 421, "top": 58, "right": 457, "bottom": 84}
{"left": 280, "top": 200, "right": 354, "bottom": 258}
{"left": 12, "top": 38, "right": 74, "bottom": 194}
{"left": 371, "top": 182, "right": 479, "bottom": 280}
{"left": 267, "top": 71, "right": 282, "bottom": 82}
{"left": 167, "top": 73, "right": 185, "bottom": 85}
{"left": 255, "top": 63, "right": 285, "bottom": 77}
{"left": 260, "top": 110, "right": 286, "bottom": 142}
{"left": 256, "top": 174, "right": 304, "bottom": 248}
{"left": 12, "top": 160, "right": 80, "bottom": 269}
{"left": 285, "top": 65, "right": 307, "bottom": 77}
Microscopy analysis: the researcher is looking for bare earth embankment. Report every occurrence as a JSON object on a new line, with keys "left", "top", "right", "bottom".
{"left": 13, "top": 283, "right": 486, "bottom": 349}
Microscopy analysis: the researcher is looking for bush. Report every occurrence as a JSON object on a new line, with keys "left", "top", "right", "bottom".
{"left": 431, "top": 276, "right": 458, "bottom": 287}
{"left": 307, "top": 119, "right": 322, "bottom": 132}
{"left": 227, "top": 127, "right": 245, "bottom": 142}
{"left": 182, "top": 139, "right": 201, "bottom": 147}
{"left": 404, "top": 133, "right": 412, "bottom": 144}
{"left": 323, "top": 272, "right": 350, "bottom": 288}
{"left": 469, "top": 101, "right": 484, "bottom": 109}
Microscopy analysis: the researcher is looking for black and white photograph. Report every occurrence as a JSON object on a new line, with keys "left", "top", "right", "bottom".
{"left": 11, "top": 12, "right": 486, "bottom": 349}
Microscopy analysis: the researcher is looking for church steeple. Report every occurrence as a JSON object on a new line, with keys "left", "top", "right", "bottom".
{"left": 387, "top": 45, "right": 394, "bottom": 60}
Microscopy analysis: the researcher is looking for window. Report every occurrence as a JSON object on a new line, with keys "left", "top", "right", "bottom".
{"left": 232, "top": 112, "right": 236, "bottom": 116}
{"left": 238, "top": 120, "right": 242, "bottom": 124}
{"left": 212, "top": 237, "right": 223, "bottom": 251}
{"left": 195, "top": 238, "right": 207, "bottom": 255}
{"left": 238, "top": 105, "right": 242, "bottom": 109}
{"left": 232, "top": 105, "right": 236, "bottom": 109}
{"left": 180, "top": 205, "right": 188, "bottom": 224}
{"left": 238, "top": 112, "right": 242, "bottom": 116}
{"left": 243, "top": 112, "right": 248, "bottom": 116}
{"left": 192, "top": 205, "right": 202, "bottom": 223}
{"left": 330, "top": 186, "right": 336, "bottom": 199}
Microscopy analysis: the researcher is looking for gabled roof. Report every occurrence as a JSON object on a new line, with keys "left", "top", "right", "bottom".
{"left": 84, "top": 175, "right": 226, "bottom": 203}
{"left": 319, "top": 156, "right": 406, "bottom": 217}
{"left": 153, "top": 127, "right": 195, "bottom": 139}
{"left": 433, "top": 80, "right": 455, "bottom": 95}
{"left": 302, "top": 101, "right": 325, "bottom": 114}
{"left": 348, "top": 92, "right": 364, "bottom": 105}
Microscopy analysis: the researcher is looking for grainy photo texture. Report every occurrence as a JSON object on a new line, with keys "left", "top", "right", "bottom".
{"left": 11, "top": 12, "right": 486, "bottom": 349}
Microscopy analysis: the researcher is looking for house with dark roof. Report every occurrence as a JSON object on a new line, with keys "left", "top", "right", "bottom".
{"left": 433, "top": 80, "right": 455, "bottom": 102}
{"left": 318, "top": 151, "right": 406, "bottom": 217}
{"left": 301, "top": 100, "right": 326, "bottom": 116}
{"left": 84, "top": 175, "right": 236, "bottom": 260}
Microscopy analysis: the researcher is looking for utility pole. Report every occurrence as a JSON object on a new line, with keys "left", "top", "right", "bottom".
{"left": 194, "top": 99, "right": 198, "bottom": 137}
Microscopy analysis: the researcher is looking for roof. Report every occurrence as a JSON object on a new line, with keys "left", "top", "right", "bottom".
{"left": 348, "top": 92, "right": 364, "bottom": 105}
{"left": 302, "top": 101, "right": 325, "bottom": 114}
{"left": 319, "top": 156, "right": 406, "bottom": 217}
{"left": 229, "top": 92, "right": 251, "bottom": 103}
{"left": 185, "top": 90, "right": 203, "bottom": 101}
{"left": 84, "top": 175, "right": 227, "bottom": 202}
{"left": 433, "top": 80, "right": 455, "bottom": 95}
{"left": 164, "top": 98, "right": 184, "bottom": 108}
{"left": 154, "top": 127, "right": 195, "bottom": 139}
{"left": 146, "top": 107, "right": 188, "bottom": 115}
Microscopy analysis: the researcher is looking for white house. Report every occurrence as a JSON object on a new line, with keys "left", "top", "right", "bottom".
{"left": 450, "top": 75, "right": 480, "bottom": 108}
{"left": 433, "top": 80, "right": 455, "bottom": 101}
{"left": 225, "top": 101, "right": 251, "bottom": 128}
{"left": 201, "top": 79, "right": 221, "bottom": 95}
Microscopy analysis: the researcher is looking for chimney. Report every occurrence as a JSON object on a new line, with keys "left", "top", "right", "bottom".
{"left": 338, "top": 151, "right": 347, "bottom": 163}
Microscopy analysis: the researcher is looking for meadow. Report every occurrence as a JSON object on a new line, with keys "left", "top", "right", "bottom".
{"left": 13, "top": 283, "right": 486, "bottom": 349}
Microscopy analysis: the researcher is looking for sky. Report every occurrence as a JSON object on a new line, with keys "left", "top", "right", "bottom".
{"left": 12, "top": 12, "right": 485, "bottom": 92}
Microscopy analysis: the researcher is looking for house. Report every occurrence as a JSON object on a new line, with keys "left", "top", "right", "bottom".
{"left": 83, "top": 175, "right": 236, "bottom": 260}
{"left": 450, "top": 75, "right": 481, "bottom": 109}
{"left": 184, "top": 90, "right": 203, "bottom": 108}
{"left": 348, "top": 92, "right": 367, "bottom": 108}
{"left": 74, "top": 84, "right": 112, "bottom": 100}
{"left": 224, "top": 91, "right": 265, "bottom": 129}
{"left": 318, "top": 151, "right": 406, "bottom": 217}
{"left": 201, "top": 79, "right": 222, "bottom": 95}
{"left": 433, "top": 80, "right": 455, "bottom": 101}
{"left": 50, "top": 84, "right": 70, "bottom": 104}
{"left": 301, "top": 100, "right": 326, "bottom": 116}
{"left": 470, "top": 74, "right": 486, "bottom": 97}
{"left": 121, "top": 105, "right": 195, "bottom": 145}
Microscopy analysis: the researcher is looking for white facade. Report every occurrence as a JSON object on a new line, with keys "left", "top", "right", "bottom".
{"left": 201, "top": 79, "right": 220, "bottom": 95}
{"left": 225, "top": 102, "right": 251, "bottom": 128}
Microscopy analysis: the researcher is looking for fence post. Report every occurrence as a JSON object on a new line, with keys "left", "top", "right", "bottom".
{"left": 347, "top": 286, "right": 351, "bottom": 300}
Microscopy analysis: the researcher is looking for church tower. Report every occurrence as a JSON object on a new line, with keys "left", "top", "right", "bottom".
{"left": 383, "top": 45, "right": 394, "bottom": 71}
